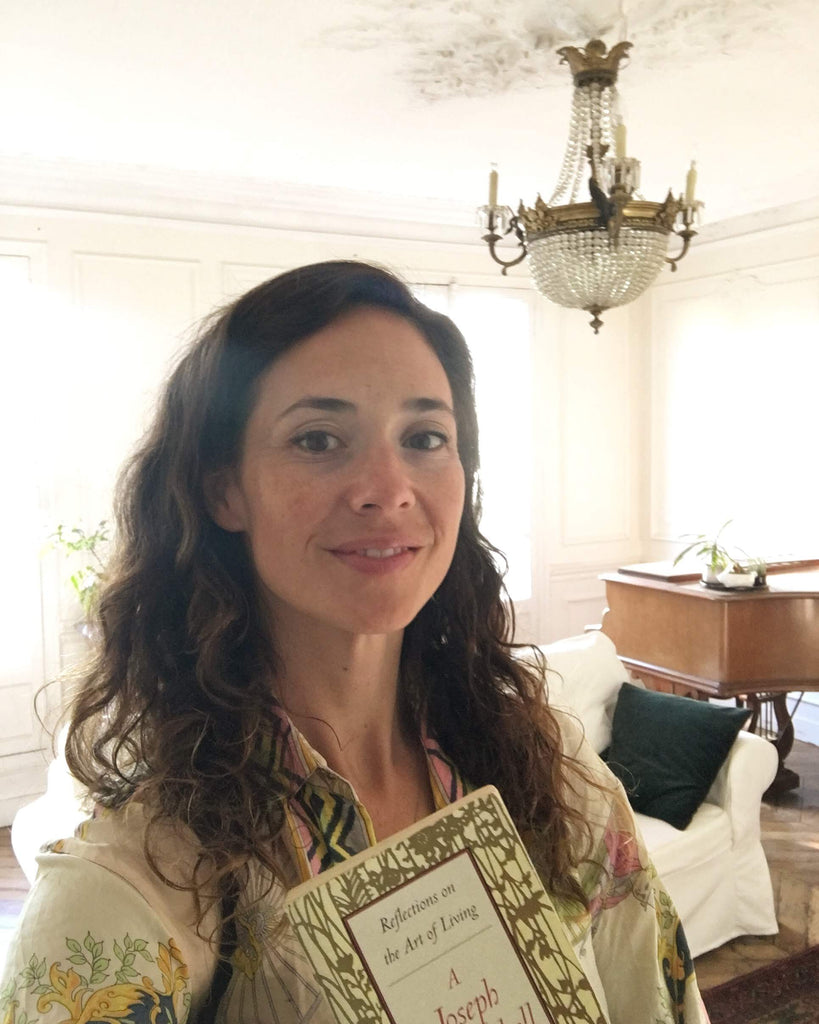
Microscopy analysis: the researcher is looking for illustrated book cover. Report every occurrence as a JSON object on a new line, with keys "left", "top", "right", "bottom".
{"left": 284, "top": 785, "right": 606, "bottom": 1024}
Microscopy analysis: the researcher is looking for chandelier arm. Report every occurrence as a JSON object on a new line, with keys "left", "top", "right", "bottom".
{"left": 665, "top": 226, "right": 698, "bottom": 272}
{"left": 481, "top": 211, "right": 528, "bottom": 274}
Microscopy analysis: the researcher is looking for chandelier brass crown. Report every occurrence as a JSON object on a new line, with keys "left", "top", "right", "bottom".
{"left": 556, "top": 39, "right": 632, "bottom": 85}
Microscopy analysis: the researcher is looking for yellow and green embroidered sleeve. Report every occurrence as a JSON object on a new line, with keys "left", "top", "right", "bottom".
{"left": 1, "top": 849, "right": 199, "bottom": 1024}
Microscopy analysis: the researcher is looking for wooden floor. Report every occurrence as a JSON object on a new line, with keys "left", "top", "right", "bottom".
{"left": 693, "top": 738, "right": 819, "bottom": 988}
{"left": 0, "top": 830, "right": 29, "bottom": 907}
{"left": 1, "top": 741, "right": 817, "bottom": 990}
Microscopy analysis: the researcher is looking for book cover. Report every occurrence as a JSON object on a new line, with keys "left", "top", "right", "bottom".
{"left": 615, "top": 561, "right": 701, "bottom": 582}
{"left": 284, "top": 786, "right": 605, "bottom": 1024}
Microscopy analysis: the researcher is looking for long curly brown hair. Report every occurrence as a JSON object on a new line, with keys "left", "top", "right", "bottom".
{"left": 65, "top": 260, "right": 594, "bottom": 921}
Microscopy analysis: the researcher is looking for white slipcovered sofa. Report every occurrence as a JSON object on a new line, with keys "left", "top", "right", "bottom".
{"left": 541, "top": 630, "right": 778, "bottom": 958}
{"left": 11, "top": 730, "right": 90, "bottom": 887}
{"left": 12, "top": 632, "right": 778, "bottom": 960}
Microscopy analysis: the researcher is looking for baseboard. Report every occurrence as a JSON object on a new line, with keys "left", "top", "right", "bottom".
{"left": 0, "top": 750, "right": 49, "bottom": 828}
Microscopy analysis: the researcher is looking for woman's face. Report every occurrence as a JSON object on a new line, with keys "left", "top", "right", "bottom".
{"left": 210, "top": 306, "right": 466, "bottom": 639}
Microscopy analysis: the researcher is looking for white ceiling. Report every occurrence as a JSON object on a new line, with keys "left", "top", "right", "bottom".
{"left": 2, "top": 0, "right": 818, "bottom": 228}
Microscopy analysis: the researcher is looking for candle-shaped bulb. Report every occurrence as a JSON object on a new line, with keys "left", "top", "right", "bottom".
{"left": 488, "top": 163, "right": 499, "bottom": 207}
{"left": 614, "top": 123, "right": 627, "bottom": 160}
{"left": 685, "top": 160, "right": 697, "bottom": 205}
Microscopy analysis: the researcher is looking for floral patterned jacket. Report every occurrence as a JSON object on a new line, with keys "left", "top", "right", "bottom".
{"left": 1, "top": 710, "right": 709, "bottom": 1023}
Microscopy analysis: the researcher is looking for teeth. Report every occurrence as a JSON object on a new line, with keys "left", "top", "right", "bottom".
{"left": 359, "top": 547, "right": 406, "bottom": 558}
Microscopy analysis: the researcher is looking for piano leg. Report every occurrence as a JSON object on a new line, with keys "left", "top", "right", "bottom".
{"left": 742, "top": 693, "right": 800, "bottom": 797}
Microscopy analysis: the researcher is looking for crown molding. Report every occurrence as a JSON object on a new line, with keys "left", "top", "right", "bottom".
{"left": 0, "top": 155, "right": 480, "bottom": 244}
{"left": 2, "top": 155, "right": 814, "bottom": 252}
{"left": 696, "top": 196, "right": 819, "bottom": 245}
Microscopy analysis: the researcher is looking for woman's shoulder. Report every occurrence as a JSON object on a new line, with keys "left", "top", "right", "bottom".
{"left": 58, "top": 802, "right": 221, "bottom": 939}
{"left": 55, "top": 799, "right": 205, "bottom": 891}
{"left": 4, "top": 802, "right": 221, "bottom": 1022}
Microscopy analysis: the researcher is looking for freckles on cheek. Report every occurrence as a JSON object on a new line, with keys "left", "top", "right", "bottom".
{"left": 284, "top": 492, "right": 318, "bottom": 520}
{"left": 271, "top": 492, "right": 323, "bottom": 550}
{"left": 244, "top": 488, "right": 314, "bottom": 540}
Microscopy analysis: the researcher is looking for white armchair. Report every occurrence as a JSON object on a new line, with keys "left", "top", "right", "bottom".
{"left": 540, "top": 631, "right": 778, "bottom": 957}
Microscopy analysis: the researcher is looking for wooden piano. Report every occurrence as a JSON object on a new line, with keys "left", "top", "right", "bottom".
{"left": 600, "top": 560, "right": 819, "bottom": 794}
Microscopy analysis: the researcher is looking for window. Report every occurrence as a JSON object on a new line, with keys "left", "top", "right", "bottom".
{"left": 413, "top": 284, "right": 534, "bottom": 602}
{"left": 654, "top": 271, "right": 819, "bottom": 556}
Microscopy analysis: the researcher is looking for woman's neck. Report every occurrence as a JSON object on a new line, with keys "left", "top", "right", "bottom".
{"left": 273, "top": 619, "right": 408, "bottom": 786}
{"left": 272, "top": 617, "right": 435, "bottom": 839}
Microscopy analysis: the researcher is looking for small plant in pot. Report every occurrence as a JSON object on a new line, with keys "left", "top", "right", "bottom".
{"left": 673, "top": 520, "right": 764, "bottom": 588}
{"left": 673, "top": 519, "right": 735, "bottom": 583}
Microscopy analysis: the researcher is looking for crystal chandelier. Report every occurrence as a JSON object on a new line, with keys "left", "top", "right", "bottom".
{"left": 478, "top": 39, "right": 702, "bottom": 333}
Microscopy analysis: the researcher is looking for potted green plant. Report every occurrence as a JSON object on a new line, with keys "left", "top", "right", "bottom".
{"left": 672, "top": 520, "right": 764, "bottom": 588}
{"left": 48, "top": 520, "right": 110, "bottom": 624}
{"left": 672, "top": 519, "right": 736, "bottom": 584}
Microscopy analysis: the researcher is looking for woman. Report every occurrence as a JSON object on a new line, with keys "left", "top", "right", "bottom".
{"left": 1, "top": 261, "right": 708, "bottom": 1023}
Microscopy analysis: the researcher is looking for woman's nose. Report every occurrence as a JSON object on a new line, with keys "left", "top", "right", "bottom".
{"left": 346, "top": 445, "right": 416, "bottom": 513}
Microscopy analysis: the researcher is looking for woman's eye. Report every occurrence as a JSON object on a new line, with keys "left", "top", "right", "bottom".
{"left": 405, "top": 430, "right": 448, "bottom": 451}
{"left": 292, "top": 430, "right": 341, "bottom": 453}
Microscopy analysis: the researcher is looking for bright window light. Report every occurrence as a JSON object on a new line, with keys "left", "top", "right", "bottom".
{"left": 657, "top": 284, "right": 819, "bottom": 556}
{"left": 414, "top": 285, "right": 533, "bottom": 601}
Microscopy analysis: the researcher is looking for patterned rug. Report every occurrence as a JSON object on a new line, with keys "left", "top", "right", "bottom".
{"left": 701, "top": 945, "right": 819, "bottom": 1024}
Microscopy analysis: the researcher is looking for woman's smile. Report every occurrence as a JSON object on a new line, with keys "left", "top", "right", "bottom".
{"left": 327, "top": 541, "right": 420, "bottom": 575}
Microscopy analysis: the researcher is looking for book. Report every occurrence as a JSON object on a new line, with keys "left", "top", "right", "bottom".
{"left": 284, "top": 786, "right": 606, "bottom": 1024}
{"left": 615, "top": 561, "right": 701, "bottom": 582}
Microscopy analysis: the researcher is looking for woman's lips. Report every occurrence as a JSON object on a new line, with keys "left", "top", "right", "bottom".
{"left": 329, "top": 544, "right": 420, "bottom": 574}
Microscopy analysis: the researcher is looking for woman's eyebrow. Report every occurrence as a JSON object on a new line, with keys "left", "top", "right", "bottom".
{"left": 277, "top": 396, "right": 355, "bottom": 420}
{"left": 405, "top": 397, "right": 455, "bottom": 416}
{"left": 277, "top": 396, "right": 455, "bottom": 419}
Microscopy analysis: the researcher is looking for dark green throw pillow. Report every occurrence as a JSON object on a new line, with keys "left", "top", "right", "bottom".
{"left": 604, "top": 683, "right": 751, "bottom": 830}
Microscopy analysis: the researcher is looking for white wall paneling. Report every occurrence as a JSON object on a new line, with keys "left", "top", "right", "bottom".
{"left": 543, "top": 566, "right": 614, "bottom": 643}
{"left": 0, "top": 750, "right": 50, "bottom": 827}
{"left": 0, "top": 685, "right": 40, "bottom": 758}
{"left": 69, "top": 251, "right": 202, "bottom": 507}
{"left": 527, "top": 296, "right": 646, "bottom": 647}
{"left": 0, "top": 239, "right": 60, "bottom": 821}
{"left": 559, "top": 305, "right": 633, "bottom": 547}
{"left": 221, "top": 262, "right": 289, "bottom": 301}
